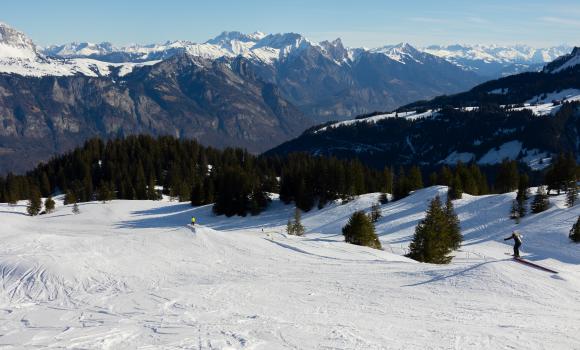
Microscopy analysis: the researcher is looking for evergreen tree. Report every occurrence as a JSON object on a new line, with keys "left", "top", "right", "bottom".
{"left": 570, "top": 216, "right": 580, "bottom": 243}
{"left": 518, "top": 173, "right": 530, "bottom": 200}
{"left": 437, "top": 166, "right": 454, "bottom": 186}
{"left": 286, "top": 208, "right": 305, "bottom": 236}
{"left": 369, "top": 202, "right": 381, "bottom": 223}
{"left": 407, "top": 196, "right": 460, "bottom": 264}
{"left": 566, "top": 180, "right": 578, "bottom": 208}
{"left": 147, "top": 177, "right": 161, "bottom": 200}
{"left": 429, "top": 172, "right": 438, "bottom": 187}
{"left": 379, "top": 192, "right": 389, "bottom": 204}
{"left": 545, "top": 153, "right": 577, "bottom": 195}
{"left": 515, "top": 189, "right": 527, "bottom": 219}
{"left": 64, "top": 190, "right": 77, "bottom": 205}
{"left": 531, "top": 186, "right": 550, "bottom": 213}
{"left": 444, "top": 195, "right": 462, "bottom": 250}
{"left": 382, "top": 167, "right": 394, "bottom": 194}
{"left": 407, "top": 166, "right": 424, "bottom": 191}
{"left": 26, "top": 186, "right": 42, "bottom": 216}
{"left": 97, "top": 182, "right": 115, "bottom": 203}
{"left": 448, "top": 175, "right": 463, "bottom": 200}
{"left": 292, "top": 208, "right": 305, "bottom": 236}
{"left": 44, "top": 196, "right": 55, "bottom": 214}
{"left": 510, "top": 200, "right": 520, "bottom": 224}
{"left": 393, "top": 167, "right": 409, "bottom": 200}
{"left": 342, "top": 211, "right": 382, "bottom": 249}
{"left": 4, "top": 174, "right": 18, "bottom": 205}
{"left": 495, "top": 160, "right": 519, "bottom": 193}
{"left": 39, "top": 172, "right": 51, "bottom": 197}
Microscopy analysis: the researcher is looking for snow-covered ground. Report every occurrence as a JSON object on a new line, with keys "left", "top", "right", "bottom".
{"left": 316, "top": 110, "right": 438, "bottom": 133}
{"left": 0, "top": 187, "right": 579, "bottom": 349}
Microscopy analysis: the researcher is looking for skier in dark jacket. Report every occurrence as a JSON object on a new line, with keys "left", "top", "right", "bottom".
{"left": 504, "top": 231, "right": 523, "bottom": 258}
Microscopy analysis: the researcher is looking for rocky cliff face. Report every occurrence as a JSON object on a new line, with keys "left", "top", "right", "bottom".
{"left": 0, "top": 55, "right": 309, "bottom": 173}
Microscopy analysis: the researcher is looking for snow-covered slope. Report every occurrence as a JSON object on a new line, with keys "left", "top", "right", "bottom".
{"left": 316, "top": 109, "right": 439, "bottom": 133}
{"left": 0, "top": 187, "right": 578, "bottom": 348}
{"left": 544, "top": 47, "right": 580, "bottom": 73}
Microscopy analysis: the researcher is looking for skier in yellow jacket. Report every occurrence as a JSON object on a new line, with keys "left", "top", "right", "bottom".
{"left": 191, "top": 216, "right": 196, "bottom": 226}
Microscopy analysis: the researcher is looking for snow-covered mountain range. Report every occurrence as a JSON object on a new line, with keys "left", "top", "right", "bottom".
{"left": 3, "top": 20, "right": 577, "bottom": 83}
{"left": 40, "top": 31, "right": 574, "bottom": 78}
{"left": 423, "top": 44, "right": 572, "bottom": 76}
{"left": 0, "top": 22, "right": 159, "bottom": 77}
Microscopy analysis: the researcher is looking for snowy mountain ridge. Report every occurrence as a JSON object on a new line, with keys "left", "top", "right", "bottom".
{"left": 41, "top": 29, "right": 575, "bottom": 77}
{"left": 423, "top": 43, "right": 571, "bottom": 65}
{"left": 0, "top": 22, "right": 159, "bottom": 77}
{"left": 2, "top": 20, "right": 576, "bottom": 79}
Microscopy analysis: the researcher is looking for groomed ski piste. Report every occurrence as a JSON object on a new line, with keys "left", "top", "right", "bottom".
{"left": 0, "top": 186, "right": 579, "bottom": 349}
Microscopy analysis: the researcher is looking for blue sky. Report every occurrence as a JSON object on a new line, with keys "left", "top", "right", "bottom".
{"left": 3, "top": 0, "right": 580, "bottom": 47}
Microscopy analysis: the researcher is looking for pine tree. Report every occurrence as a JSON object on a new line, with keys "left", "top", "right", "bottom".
{"left": 510, "top": 200, "right": 520, "bottom": 224}
{"left": 26, "top": 186, "right": 42, "bottom": 216}
{"left": 286, "top": 219, "right": 294, "bottom": 236}
{"left": 44, "top": 196, "right": 55, "bottom": 214}
{"left": 382, "top": 167, "right": 394, "bottom": 194}
{"left": 64, "top": 190, "right": 77, "bottom": 205}
{"left": 448, "top": 174, "right": 463, "bottom": 200}
{"left": 516, "top": 189, "right": 527, "bottom": 219}
{"left": 518, "top": 174, "right": 530, "bottom": 200}
{"left": 292, "top": 208, "right": 305, "bottom": 236}
{"left": 72, "top": 202, "right": 80, "bottom": 214}
{"left": 379, "top": 192, "right": 389, "bottom": 204}
{"left": 342, "top": 211, "right": 382, "bottom": 249}
{"left": 445, "top": 195, "right": 462, "bottom": 250}
{"left": 408, "top": 166, "right": 424, "bottom": 191}
{"left": 566, "top": 180, "right": 578, "bottom": 208}
{"left": 393, "top": 167, "right": 409, "bottom": 200}
{"left": 496, "top": 160, "right": 519, "bottom": 193}
{"left": 286, "top": 208, "right": 305, "bottom": 236}
{"left": 39, "top": 172, "right": 51, "bottom": 197}
{"left": 570, "top": 216, "right": 580, "bottom": 243}
{"left": 429, "top": 172, "right": 438, "bottom": 186}
{"left": 407, "top": 196, "right": 460, "bottom": 264}
{"left": 438, "top": 166, "right": 454, "bottom": 186}
{"left": 369, "top": 202, "right": 381, "bottom": 223}
{"left": 97, "top": 182, "right": 115, "bottom": 203}
{"left": 531, "top": 186, "right": 550, "bottom": 213}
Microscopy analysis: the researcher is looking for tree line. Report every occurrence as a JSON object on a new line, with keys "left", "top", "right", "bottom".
{"left": 0, "top": 136, "right": 577, "bottom": 219}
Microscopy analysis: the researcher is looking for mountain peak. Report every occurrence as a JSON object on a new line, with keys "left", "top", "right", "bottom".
{"left": 544, "top": 46, "right": 580, "bottom": 73}
{"left": 369, "top": 42, "right": 425, "bottom": 64}
{"left": 0, "top": 22, "right": 38, "bottom": 59}
{"left": 206, "top": 31, "right": 266, "bottom": 45}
